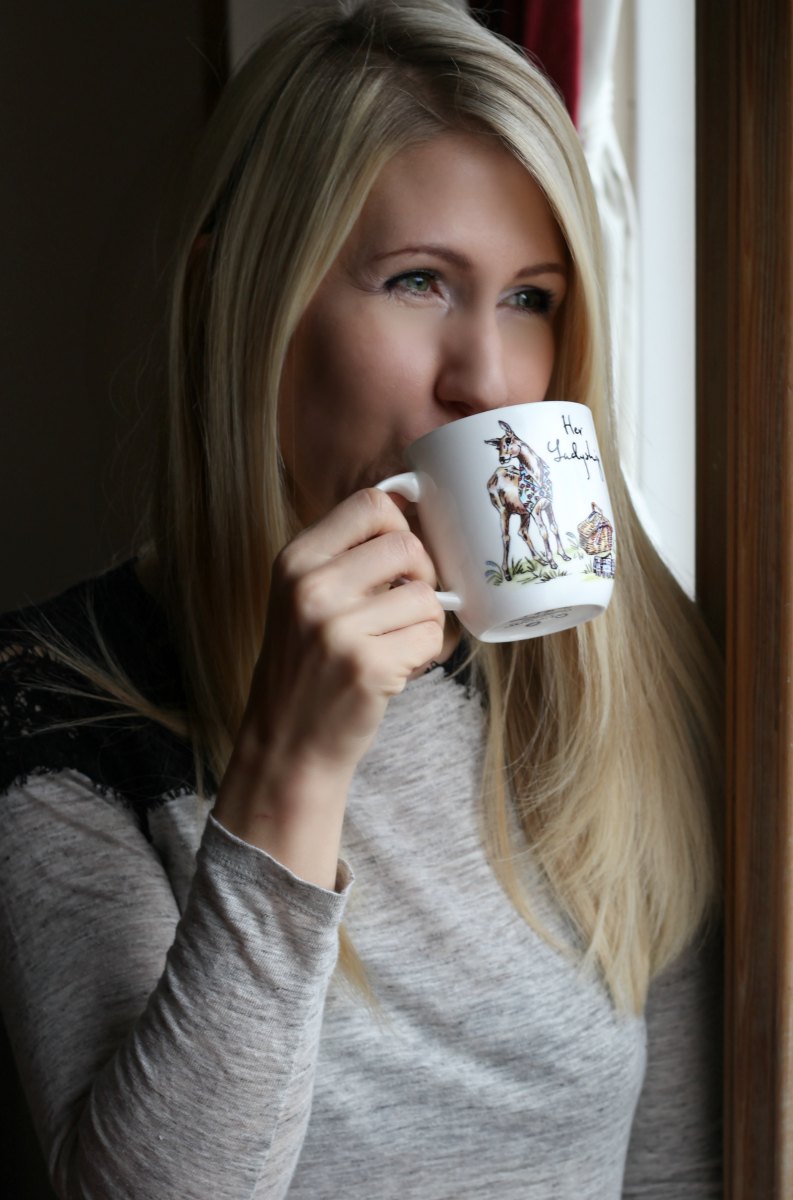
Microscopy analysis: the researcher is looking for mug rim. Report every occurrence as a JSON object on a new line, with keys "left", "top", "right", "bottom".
{"left": 407, "top": 398, "right": 593, "bottom": 457}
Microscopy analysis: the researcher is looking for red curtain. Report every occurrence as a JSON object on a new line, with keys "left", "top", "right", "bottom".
{"left": 476, "top": 0, "right": 582, "bottom": 127}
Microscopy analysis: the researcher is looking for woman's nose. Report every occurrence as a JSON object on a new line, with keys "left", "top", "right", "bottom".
{"left": 434, "top": 314, "right": 510, "bottom": 417}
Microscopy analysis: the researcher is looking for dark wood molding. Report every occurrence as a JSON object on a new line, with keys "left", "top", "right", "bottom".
{"left": 697, "top": 1, "right": 793, "bottom": 1195}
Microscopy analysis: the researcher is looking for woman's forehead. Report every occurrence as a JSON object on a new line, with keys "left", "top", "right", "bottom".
{"left": 343, "top": 132, "right": 565, "bottom": 266}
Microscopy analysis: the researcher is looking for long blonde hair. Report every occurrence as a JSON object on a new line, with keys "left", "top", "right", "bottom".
{"left": 142, "top": 0, "right": 721, "bottom": 1013}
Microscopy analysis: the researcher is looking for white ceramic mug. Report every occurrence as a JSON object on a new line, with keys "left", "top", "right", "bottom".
{"left": 377, "top": 401, "right": 616, "bottom": 641}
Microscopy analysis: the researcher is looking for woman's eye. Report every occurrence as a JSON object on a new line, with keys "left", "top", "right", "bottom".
{"left": 385, "top": 270, "right": 438, "bottom": 297}
{"left": 510, "top": 287, "right": 554, "bottom": 315}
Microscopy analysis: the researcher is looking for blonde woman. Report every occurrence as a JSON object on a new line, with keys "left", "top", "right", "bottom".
{"left": 0, "top": 2, "right": 722, "bottom": 1196}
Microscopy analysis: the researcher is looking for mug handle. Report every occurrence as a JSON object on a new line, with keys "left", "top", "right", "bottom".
{"left": 376, "top": 473, "right": 462, "bottom": 612}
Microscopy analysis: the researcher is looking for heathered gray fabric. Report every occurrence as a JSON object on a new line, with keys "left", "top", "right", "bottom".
{"left": 0, "top": 662, "right": 722, "bottom": 1198}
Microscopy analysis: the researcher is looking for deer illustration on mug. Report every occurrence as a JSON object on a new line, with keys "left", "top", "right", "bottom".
{"left": 484, "top": 420, "right": 571, "bottom": 580}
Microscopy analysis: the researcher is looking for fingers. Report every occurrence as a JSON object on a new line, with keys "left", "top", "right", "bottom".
{"left": 337, "top": 578, "right": 443, "bottom": 638}
{"left": 353, "top": 590, "right": 446, "bottom": 686}
{"left": 312, "top": 582, "right": 445, "bottom": 693}
{"left": 358, "top": 619, "right": 445, "bottom": 692}
{"left": 290, "top": 530, "right": 438, "bottom": 628}
{"left": 282, "top": 488, "right": 409, "bottom": 571}
{"left": 273, "top": 488, "right": 439, "bottom": 634}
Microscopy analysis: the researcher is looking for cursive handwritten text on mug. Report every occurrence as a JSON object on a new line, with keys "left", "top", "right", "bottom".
{"left": 546, "top": 414, "right": 605, "bottom": 482}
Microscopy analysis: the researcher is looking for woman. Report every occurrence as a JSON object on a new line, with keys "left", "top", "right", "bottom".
{"left": 0, "top": 1, "right": 722, "bottom": 1196}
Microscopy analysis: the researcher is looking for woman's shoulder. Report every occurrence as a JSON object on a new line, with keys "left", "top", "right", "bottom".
{"left": 0, "top": 560, "right": 179, "bottom": 723}
{"left": 0, "top": 561, "right": 199, "bottom": 832}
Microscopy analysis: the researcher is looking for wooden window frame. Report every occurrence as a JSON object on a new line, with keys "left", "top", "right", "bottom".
{"left": 696, "top": 1, "right": 793, "bottom": 1195}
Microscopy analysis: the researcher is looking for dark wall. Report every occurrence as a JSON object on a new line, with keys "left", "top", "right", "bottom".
{"left": 0, "top": 1, "right": 225, "bottom": 615}
{"left": 0, "top": 5, "right": 224, "bottom": 1194}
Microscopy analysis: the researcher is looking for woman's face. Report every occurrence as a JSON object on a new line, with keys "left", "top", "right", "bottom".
{"left": 279, "top": 131, "right": 568, "bottom": 526}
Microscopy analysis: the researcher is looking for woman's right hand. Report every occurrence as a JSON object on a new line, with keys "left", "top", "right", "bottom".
{"left": 213, "top": 487, "right": 445, "bottom": 887}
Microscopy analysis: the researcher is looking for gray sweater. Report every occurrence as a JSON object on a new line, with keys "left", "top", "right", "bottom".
{"left": 0, "top": 565, "right": 722, "bottom": 1198}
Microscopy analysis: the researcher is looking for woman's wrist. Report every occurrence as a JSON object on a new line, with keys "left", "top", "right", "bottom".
{"left": 213, "top": 748, "right": 353, "bottom": 890}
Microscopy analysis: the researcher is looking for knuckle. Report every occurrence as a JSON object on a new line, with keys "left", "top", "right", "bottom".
{"left": 422, "top": 618, "right": 445, "bottom": 650}
{"left": 387, "top": 529, "right": 423, "bottom": 567}
{"left": 292, "top": 572, "right": 332, "bottom": 625}
{"left": 360, "top": 486, "right": 408, "bottom": 528}
{"left": 412, "top": 579, "right": 441, "bottom": 610}
{"left": 272, "top": 544, "right": 293, "bottom": 581}
{"left": 313, "top": 616, "right": 342, "bottom": 665}
{"left": 401, "top": 529, "right": 424, "bottom": 558}
{"left": 273, "top": 541, "right": 305, "bottom": 587}
{"left": 335, "top": 642, "right": 372, "bottom": 693}
{"left": 359, "top": 486, "right": 392, "bottom": 517}
{"left": 317, "top": 615, "right": 357, "bottom": 667}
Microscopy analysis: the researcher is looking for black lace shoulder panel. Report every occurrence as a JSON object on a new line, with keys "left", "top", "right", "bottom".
{"left": 0, "top": 562, "right": 204, "bottom": 837}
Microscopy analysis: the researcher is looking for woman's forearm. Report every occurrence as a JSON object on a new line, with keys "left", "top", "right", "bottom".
{"left": 0, "top": 779, "right": 350, "bottom": 1200}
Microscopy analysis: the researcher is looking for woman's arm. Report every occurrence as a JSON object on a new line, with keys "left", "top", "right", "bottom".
{"left": 0, "top": 771, "right": 350, "bottom": 1200}
{"left": 214, "top": 487, "right": 445, "bottom": 888}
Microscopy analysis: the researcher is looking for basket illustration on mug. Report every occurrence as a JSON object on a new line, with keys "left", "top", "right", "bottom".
{"left": 577, "top": 503, "right": 616, "bottom": 579}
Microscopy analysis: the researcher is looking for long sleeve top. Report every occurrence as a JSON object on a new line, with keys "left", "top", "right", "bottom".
{"left": 0, "top": 562, "right": 722, "bottom": 1198}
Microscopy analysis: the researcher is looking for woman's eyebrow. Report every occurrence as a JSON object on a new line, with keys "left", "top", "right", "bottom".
{"left": 370, "top": 243, "right": 567, "bottom": 279}
{"left": 513, "top": 261, "right": 567, "bottom": 279}
{"left": 371, "top": 244, "right": 470, "bottom": 268}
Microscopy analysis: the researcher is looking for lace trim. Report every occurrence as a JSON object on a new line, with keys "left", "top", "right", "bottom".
{"left": 0, "top": 565, "right": 201, "bottom": 833}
